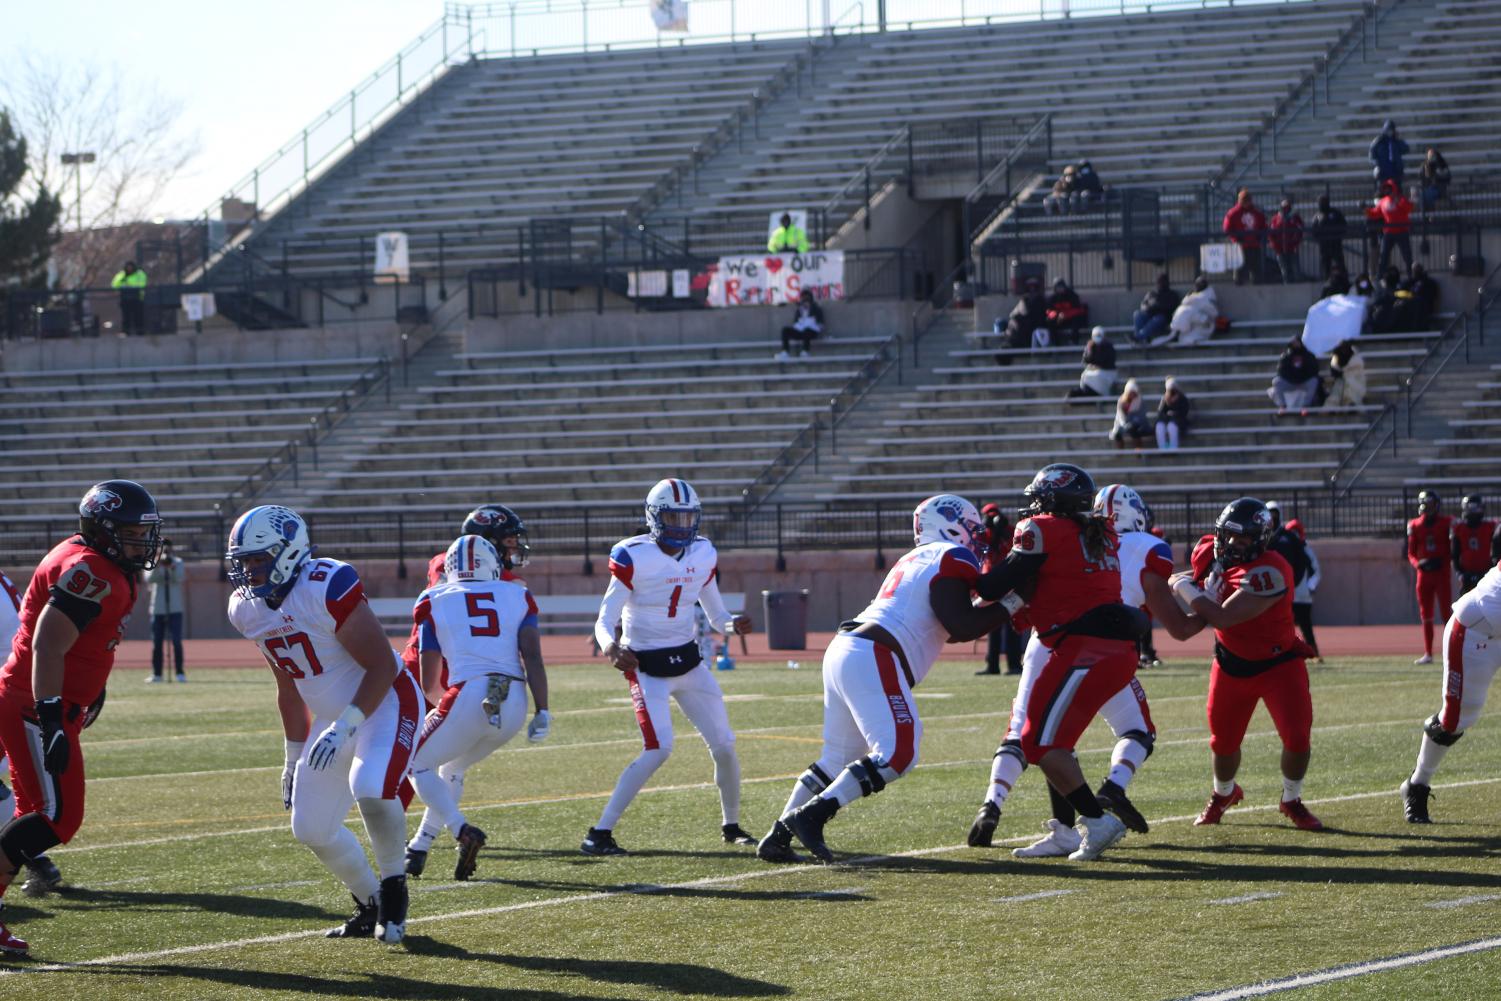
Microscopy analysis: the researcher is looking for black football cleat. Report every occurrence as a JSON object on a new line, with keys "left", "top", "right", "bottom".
{"left": 454, "top": 824, "right": 487, "bottom": 881}
{"left": 580, "top": 827, "right": 628, "bottom": 857}
{"left": 1097, "top": 780, "right": 1150, "bottom": 834}
{"left": 404, "top": 847, "right": 428, "bottom": 878}
{"left": 721, "top": 823, "right": 758, "bottom": 846}
{"left": 326, "top": 894, "right": 378, "bottom": 938}
{"left": 967, "top": 800, "right": 1001, "bottom": 848}
{"left": 1400, "top": 779, "right": 1433, "bottom": 823}
{"left": 21, "top": 855, "right": 64, "bottom": 897}
{"left": 756, "top": 820, "right": 803, "bottom": 864}
{"left": 786, "top": 796, "right": 840, "bottom": 864}
{"left": 376, "top": 875, "right": 408, "bottom": 944}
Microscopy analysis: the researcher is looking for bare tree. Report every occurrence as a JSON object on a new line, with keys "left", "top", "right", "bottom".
{"left": 0, "top": 56, "right": 199, "bottom": 288}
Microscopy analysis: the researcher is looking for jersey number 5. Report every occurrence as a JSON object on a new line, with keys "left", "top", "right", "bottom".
{"left": 466, "top": 592, "right": 500, "bottom": 637}
{"left": 264, "top": 633, "right": 326, "bottom": 679}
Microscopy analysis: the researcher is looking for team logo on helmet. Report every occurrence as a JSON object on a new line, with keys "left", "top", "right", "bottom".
{"left": 469, "top": 508, "right": 500, "bottom": 526}
{"left": 281, "top": 518, "right": 301, "bottom": 542}
{"left": 81, "top": 487, "right": 124, "bottom": 515}
{"left": 1037, "top": 466, "right": 1079, "bottom": 490}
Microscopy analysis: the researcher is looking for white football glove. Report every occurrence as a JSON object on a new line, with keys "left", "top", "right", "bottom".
{"left": 527, "top": 709, "right": 552, "bottom": 743}
{"left": 282, "top": 739, "right": 304, "bottom": 810}
{"left": 308, "top": 707, "right": 364, "bottom": 771}
{"left": 1170, "top": 572, "right": 1206, "bottom": 606}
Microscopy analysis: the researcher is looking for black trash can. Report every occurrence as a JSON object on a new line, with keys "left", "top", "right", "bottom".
{"left": 762, "top": 589, "right": 809, "bottom": 650}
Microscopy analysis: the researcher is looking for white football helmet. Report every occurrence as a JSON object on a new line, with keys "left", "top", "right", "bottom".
{"left": 226, "top": 505, "right": 312, "bottom": 599}
{"left": 1093, "top": 484, "right": 1149, "bottom": 534}
{"left": 645, "top": 478, "right": 701, "bottom": 550}
{"left": 913, "top": 494, "right": 987, "bottom": 560}
{"left": 444, "top": 534, "right": 502, "bottom": 582}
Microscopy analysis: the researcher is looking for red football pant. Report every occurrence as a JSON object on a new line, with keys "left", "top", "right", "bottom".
{"left": 1018, "top": 636, "right": 1137, "bottom": 765}
{"left": 1206, "top": 659, "right": 1312, "bottom": 756}
{"left": 1416, "top": 569, "right": 1454, "bottom": 655}
{"left": 0, "top": 687, "right": 87, "bottom": 847}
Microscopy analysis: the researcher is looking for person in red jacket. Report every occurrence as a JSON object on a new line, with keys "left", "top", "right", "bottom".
{"left": 1170, "top": 498, "right": 1323, "bottom": 832}
{"left": 1367, "top": 179, "right": 1414, "bottom": 276}
{"left": 1451, "top": 495, "right": 1494, "bottom": 595}
{"left": 1268, "top": 198, "right": 1305, "bottom": 284}
{"left": 1408, "top": 489, "right": 1453, "bottom": 664}
{"left": 1222, "top": 188, "right": 1268, "bottom": 285}
{"left": 0, "top": 480, "right": 163, "bottom": 957}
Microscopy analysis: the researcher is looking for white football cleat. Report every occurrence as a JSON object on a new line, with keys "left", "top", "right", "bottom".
{"left": 1069, "top": 814, "right": 1127, "bottom": 861}
{"left": 1012, "top": 819, "right": 1082, "bottom": 858}
{"left": 1414, "top": 653, "right": 1434, "bottom": 665}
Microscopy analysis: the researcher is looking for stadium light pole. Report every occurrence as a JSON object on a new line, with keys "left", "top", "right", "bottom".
{"left": 60, "top": 151, "right": 97, "bottom": 233}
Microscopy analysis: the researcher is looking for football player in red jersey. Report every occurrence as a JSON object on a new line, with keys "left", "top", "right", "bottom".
{"left": 976, "top": 503, "right": 1025, "bottom": 676}
{"left": 1171, "top": 498, "right": 1322, "bottom": 832}
{"left": 0, "top": 481, "right": 163, "bottom": 956}
{"left": 1451, "top": 495, "right": 1495, "bottom": 596}
{"left": 1408, "top": 490, "right": 1454, "bottom": 664}
{"left": 973, "top": 464, "right": 1149, "bottom": 860}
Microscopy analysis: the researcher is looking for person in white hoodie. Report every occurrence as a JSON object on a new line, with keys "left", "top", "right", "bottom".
{"left": 1153, "top": 275, "right": 1219, "bottom": 347}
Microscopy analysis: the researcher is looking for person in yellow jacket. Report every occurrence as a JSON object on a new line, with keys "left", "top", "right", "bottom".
{"left": 767, "top": 213, "right": 809, "bottom": 255}
{"left": 111, "top": 261, "right": 147, "bottom": 336}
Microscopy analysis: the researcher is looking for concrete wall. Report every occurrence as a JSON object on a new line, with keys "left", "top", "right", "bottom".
{"left": 2, "top": 322, "right": 404, "bottom": 373}
{"left": 70, "top": 539, "right": 1429, "bottom": 645}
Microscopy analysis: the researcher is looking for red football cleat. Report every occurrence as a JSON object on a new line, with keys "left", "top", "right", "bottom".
{"left": 1194, "top": 784, "right": 1244, "bottom": 826}
{"left": 1279, "top": 797, "right": 1325, "bottom": 831}
{"left": 0, "top": 922, "right": 29, "bottom": 956}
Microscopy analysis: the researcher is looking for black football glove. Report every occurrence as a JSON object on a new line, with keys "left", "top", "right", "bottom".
{"left": 1417, "top": 558, "right": 1440, "bottom": 572}
{"left": 83, "top": 688, "right": 107, "bottom": 730}
{"left": 36, "top": 697, "right": 70, "bottom": 776}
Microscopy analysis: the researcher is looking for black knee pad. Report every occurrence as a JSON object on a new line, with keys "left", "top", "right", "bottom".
{"left": 1121, "top": 728, "right": 1155, "bottom": 759}
{"left": 996, "top": 740, "right": 1028, "bottom": 768}
{"left": 0, "top": 814, "right": 61, "bottom": 871}
{"left": 848, "top": 755, "right": 888, "bottom": 797}
{"left": 800, "top": 763, "right": 834, "bottom": 796}
{"left": 1424, "top": 714, "right": 1464, "bottom": 747}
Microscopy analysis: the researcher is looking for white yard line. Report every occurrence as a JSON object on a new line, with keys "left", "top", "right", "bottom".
{"left": 994, "top": 889, "right": 1074, "bottom": 903}
{"left": 1425, "top": 894, "right": 1501, "bottom": 910}
{"left": 1208, "top": 892, "right": 1283, "bottom": 905}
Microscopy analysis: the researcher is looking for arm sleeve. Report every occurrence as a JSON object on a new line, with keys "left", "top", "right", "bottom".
{"left": 47, "top": 587, "right": 104, "bottom": 632}
{"left": 696, "top": 567, "right": 735, "bottom": 633}
{"left": 594, "top": 575, "right": 631, "bottom": 651}
{"left": 413, "top": 595, "right": 440, "bottom": 653}
{"left": 974, "top": 550, "right": 1046, "bottom": 602}
{"left": 324, "top": 564, "right": 366, "bottom": 629}
{"left": 46, "top": 558, "right": 116, "bottom": 632}
{"left": 520, "top": 590, "right": 540, "bottom": 631}
{"left": 1407, "top": 523, "right": 1421, "bottom": 568}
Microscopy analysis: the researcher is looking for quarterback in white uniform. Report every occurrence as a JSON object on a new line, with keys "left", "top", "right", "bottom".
{"left": 582, "top": 479, "right": 753, "bottom": 856}
{"left": 403, "top": 534, "right": 549, "bottom": 881}
{"left": 1401, "top": 559, "right": 1501, "bottom": 823}
{"left": 758, "top": 495, "right": 1011, "bottom": 864}
{"left": 968, "top": 484, "right": 1198, "bottom": 858}
{"left": 226, "top": 506, "right": 421, "bottom": 944}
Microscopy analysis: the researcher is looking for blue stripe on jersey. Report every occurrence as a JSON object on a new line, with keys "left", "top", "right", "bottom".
{"left": 419, "top": 618, "right": 440, "bottom": 652}
{"left": 949, "top": 546, "right": 982, "bottom": 569}
{"left": 519, "top": 613, "right": 539, "bottom": 630}
{"left": 1148, "top": 540, "right": 1173, "bottom": 562}
{"left": 609, "top": 545, "right": 634, "bottom": 567}
{"left": 325, "top": 563, "right": 361, "bottom": 602}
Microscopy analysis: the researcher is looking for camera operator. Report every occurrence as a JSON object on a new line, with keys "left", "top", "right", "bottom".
{"left": 144, "top": 539, "right": 186, "bottom": 682}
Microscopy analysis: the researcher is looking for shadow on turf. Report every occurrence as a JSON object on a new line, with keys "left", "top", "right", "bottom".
{"left": 58, "top": 887, "right": 339, "bottom": 922}
{"left": 465, "top": 873, "right": 871, "bottom": 903}
{"left": 91, "top": 964, "right": 603, "bottom": 1000}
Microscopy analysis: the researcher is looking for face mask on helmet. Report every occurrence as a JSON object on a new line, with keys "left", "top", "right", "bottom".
{"left": 646, "top": 479, "right": 701, "bottom": 550}
{"left": 226, "top": 505, "right": 311, "bottom": 599}
{"left": 1418, "top": 491, "right": 1440, "bottom": 518}
{"left": 462, "top": 505, "right": 530, "bottom": 568}
{"left": 78, "top": 479, "right": 164, "bottom": 572}
{"left": 1213, "top": 499, "right": 1272, "bottom": 568}
{"left": 1463, "top": 496, "right": 1484, "bottom": 525}
{"left": 444, "top": 534, "right": 502, "bottom": 581}
{"left": 912, "top": 494, "right": 988, "bottom": 560}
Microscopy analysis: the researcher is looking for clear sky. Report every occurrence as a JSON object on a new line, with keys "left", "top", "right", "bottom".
{"left": 1, "top": 0, "right": 443, "bottom": 218}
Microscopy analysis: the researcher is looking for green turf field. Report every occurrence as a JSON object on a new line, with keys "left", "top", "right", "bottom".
{"left": 3, "top": 655, "right": 1500, "bottom": 1000}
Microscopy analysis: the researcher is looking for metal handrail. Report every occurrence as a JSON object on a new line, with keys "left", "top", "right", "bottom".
{"left": 1327, "top": 402, "right": 1395, "bottom": 494}
{"left": 963, "top": 113, "right": 1054, "bottom": 259}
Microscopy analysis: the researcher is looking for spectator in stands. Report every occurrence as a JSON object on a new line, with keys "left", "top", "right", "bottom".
{"left": 1223, "top": 189, "right": 1268, "bottom": 285}
{"left": 1268, "top": 336, "right": 1321, "bottom": 415}
{"left": 112, "top": 260, "right": 147, "bottom": 337}
{"left": 1352, "top": 271, "right": 1375, "bottom": 298}
{"left": 1045, "top": 279, "right": 1088, "bottom": 345}
{"left": 994, "top": 277, "right": 1047, "bottom": 365}
{"left": 1370, "top": 267, "right": 1403, "bottom": 333}
{"left": 1110, "top": 378, "right": 1152, "bottom": 449}
{"left": 145, "top": 539, "right": 186, "bottom": 683}
{"left": 1071, "top": 160, "right": 1105, "bottom": 212}
{"left": 1042, "top": 165, "right": 1078, "bottom": 216}
{"left": 1154, "top": 274, "right": 1219, "bottom": 347}
{"left": 1282, "top": 516, "right": 1322, "bottom": 662}
{"left": 1327, "top": 339, "right": 1367, "bottom": 408}
{"left": 1320, "top": 262, "right": 1351, "bottom": 300}
{"left": 1155, "top": 377, "right": 1189, "bottom": 451}
{"left": 1311, "top": 194, "right": 1348, "bottom": 278}
{"left": 1369, "top": 119, "right": 1410, "bottom": 192}
{"left": 1420, "top": 147, "right": 1452, "bottom": 214}
{"left": 777, "top": 290, "right": 823, "bottom": 360}
{"left": 1068, "top": 326, "right": 1117, "bottom": 399}
{"left": 1368, "top": 178, "right": 1414, "bottom": 276}
{"left": 1132, "top": 273, "right": 1180, "bottom": 345}
{"left": 1269, "top": 198, "right": 1305, "bottom": 284}
{"left": 767, "top": 213, "right": 809, "bottom": 255}
{"left": 1402, "top": 263, "right": 1440, "bottom": 331}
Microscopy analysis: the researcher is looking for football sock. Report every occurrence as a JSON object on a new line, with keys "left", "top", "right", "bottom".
{"left": 988, "top": 749, "right": 1026, "bottom": 809}
{"left": 357, "top": 797, "right": 410, "bottom": 881}
{"left": 780, "top": 777, "right": 819, "bottom": 820}
{"left": 1281, "top": 777, "right": 1303, "bottom": 803}
{"left": 1049, "top": 783, "right": 1077, "bottom": 827}
{"left": 411, "top": 768, "right": 465, "bottom": 840}
{"left": 1213, "top": 777, "right": 1237, "bottom": 797}
{"left": 309, "top": 827, "right": 379, "bottom": 902}
{"left": 1062, "top": 783, "right": 1104, "bottom": 820}
{"left": 1423, "top": 622, "right": 1434, "bottom": 655}
{"left": 709, "top": 743, "right": 741, "bottom": 826}
{"left": 1107, "top": 737, "right": 1149, "bottom": 790}
{"left": 596, "top": 747, "right": 669, "bottom": 831}
{"left": 407, "top": 816, "right": 444, "bottom": 854}
{"left": 822, "top": 770, "right": 867, "bottom": 807}
{"left": 1412, "top": 735, "right": 1450, "bottom": 785}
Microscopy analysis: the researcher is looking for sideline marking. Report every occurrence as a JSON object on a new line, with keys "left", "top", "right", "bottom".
{"left": 1425, "top": 894, "right": 1501, "bottom": 910}
{"left": 995, "top": 889, "right": 1073, "bottom": 903}
{"left": 1167, "top": 936, "right": 1501, "bottom": 1000}
{"left": 1209, "top": 892, "right": 1282, "bottom": 905}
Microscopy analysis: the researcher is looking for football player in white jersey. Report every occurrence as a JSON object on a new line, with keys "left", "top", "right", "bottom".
{"left": 758, "top": 495, "right": 1013, "bottom": 863}
{"left": 226, "top": 506, "right": 422, "bottom": 944}
{"left": 967, "top": 484, "right": 1199, "bottom": 858}
{"left": 582, "top": 478, "right": 754, "bottom": 856}
{"left": 402, "top": 535, "right": 549, "bottom": 881}
{"left": 1400, "top": 558, "right": 1501, "bottom": 823}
